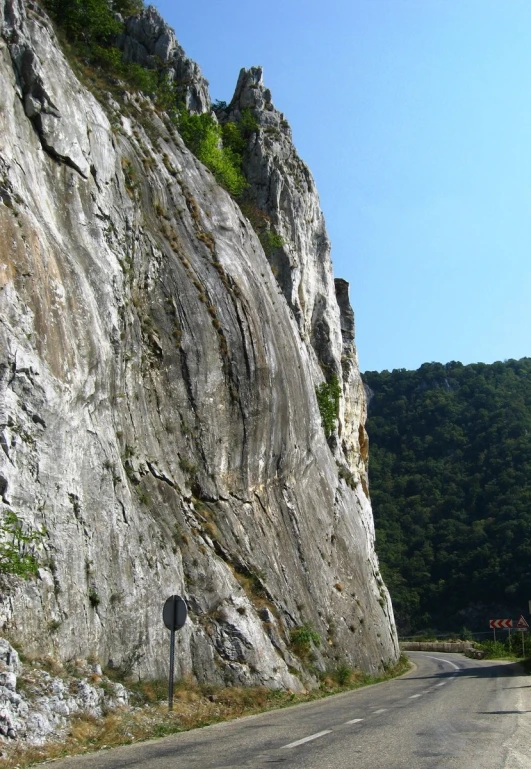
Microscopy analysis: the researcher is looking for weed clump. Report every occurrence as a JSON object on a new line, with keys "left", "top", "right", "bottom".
{"left": 290, "top": 623, "right": 321, "bottom": 660}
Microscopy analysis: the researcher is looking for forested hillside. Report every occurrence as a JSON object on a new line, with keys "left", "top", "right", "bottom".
{"left": 363, "top": 358, "right": 531, "bottom": 634}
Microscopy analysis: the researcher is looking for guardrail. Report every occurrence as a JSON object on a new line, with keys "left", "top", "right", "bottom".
{"left": 400, "top": 641, "right": 485, "bottom": 658}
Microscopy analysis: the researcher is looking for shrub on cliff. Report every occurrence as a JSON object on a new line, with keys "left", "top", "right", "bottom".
{"left": 316, "top": 375, "right": 341, "bottom": 438}
{"left": 39, "top": 1, "right": 251, "bottom": 197}
{"left": 0, "top": 511, "right": 45, "bottom": 579}
{"left": 41, "top": 0, "right": 140, "bottom": 44}
{"left": 290, "top": 624, "right": 321, "bottom": 660}
{"left": 40, "top": 0, "right": 173, "bottom": 103}
{"left": 176, "top": 111, "right": 247, "bottom": 198}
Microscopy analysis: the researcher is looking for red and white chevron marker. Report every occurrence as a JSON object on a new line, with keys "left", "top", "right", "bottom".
{"left": 489, "top": 619, "right": 513, "bottom": 629}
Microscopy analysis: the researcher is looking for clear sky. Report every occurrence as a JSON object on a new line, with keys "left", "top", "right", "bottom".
{"left": 154, "top": 0, "right": 531, "bottom": 373}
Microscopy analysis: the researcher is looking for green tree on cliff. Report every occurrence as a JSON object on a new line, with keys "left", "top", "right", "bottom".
{"left": 42, "top": 0, "right": 143, "bottom": 43}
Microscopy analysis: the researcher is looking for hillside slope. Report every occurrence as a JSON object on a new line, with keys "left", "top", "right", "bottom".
{"left": 363, "top": 358, "right": 531, "bottom": 634}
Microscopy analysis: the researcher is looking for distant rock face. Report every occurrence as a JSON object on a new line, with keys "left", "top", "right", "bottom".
{"left": 0, "top": 0, "right": 398, "bottom": 697}
{"left": 117, "top": 5, "right": 210, "bottom": 114}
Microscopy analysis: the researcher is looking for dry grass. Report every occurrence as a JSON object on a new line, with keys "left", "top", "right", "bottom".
{"left": 1, "top": 658, "right": 411, "bottom": 767}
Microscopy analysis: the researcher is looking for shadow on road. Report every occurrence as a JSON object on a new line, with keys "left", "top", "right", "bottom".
{"left": 478, "top": 710, "right": 531, "bottom": 715}
{"left": 403, "top": 658, "right": 526, "bottom": 680}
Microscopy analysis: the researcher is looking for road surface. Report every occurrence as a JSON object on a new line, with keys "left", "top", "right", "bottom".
{"left": 47, "top": 652, "right": 531, "bottom": 768}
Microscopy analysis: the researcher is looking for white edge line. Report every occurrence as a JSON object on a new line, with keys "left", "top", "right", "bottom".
{"left": 425, "top": 655, "right": 460, "bottom": 671}
{"left": 345, "top": 718, "right": 364, "bottom": 724}
{"left": 282, "top": 730, "right": 332, "bottom": 749}
{"left": 409, "top": 694, "right": 422, "bottom": 698}
{"left": 373, "top": 708, "right": 387, "bottom": 714}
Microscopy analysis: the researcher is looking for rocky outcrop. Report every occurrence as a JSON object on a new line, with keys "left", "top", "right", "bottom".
{"left": 0, "top": 0, "right": 398, "bottom": 705}
{"left": 117, "top": 5, "right": 210, "bottom": 114}
{"left": 0, "top": 639, "right": 128, "bottom": 744}
{"left": 220, "top": 67, "right": 370, "bottom": 483}
{"left": 220, "top": 67, "right": 340, "bottom": 371}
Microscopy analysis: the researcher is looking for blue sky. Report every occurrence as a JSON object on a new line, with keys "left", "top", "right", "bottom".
{"left": 154, "top": 1, "right": 531, "bottom": 373}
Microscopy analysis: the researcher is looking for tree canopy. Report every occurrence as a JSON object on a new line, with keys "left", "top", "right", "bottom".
{"left": 41, "top": 0, "right": 143, "bottom": 43}
{"left": 363, "top": 358, "right": 531, "bottom": 635}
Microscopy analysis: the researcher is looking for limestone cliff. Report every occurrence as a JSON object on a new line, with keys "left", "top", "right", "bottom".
{"left": 0, "top": 0, "right": 398, "bottom": 689}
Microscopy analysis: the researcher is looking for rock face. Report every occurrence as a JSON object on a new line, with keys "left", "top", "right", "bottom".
{"left": 117, "top": 6, "right": 210, "bottom": 114}
{"left": 0, "top": 0, "right": 398, "bottom": 696}
{"left": 219, "top": 68, "right": 370, "bottom": 482}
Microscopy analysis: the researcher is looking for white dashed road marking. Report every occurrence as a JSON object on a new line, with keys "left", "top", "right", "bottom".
{"left": 281, "top": 656, "right": 460, "bottom": 752}
{"left": 282, "top": 730, "right": 332, "bottom": 749}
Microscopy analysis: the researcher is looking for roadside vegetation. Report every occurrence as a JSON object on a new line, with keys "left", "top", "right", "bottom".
{"left": 1, "top": 655, "right": 410, "bottom": 767}
{"left": 475, "top": 636, "right": 531, "bottom": 667}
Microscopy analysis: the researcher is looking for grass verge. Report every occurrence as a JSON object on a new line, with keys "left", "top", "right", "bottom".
{"left": 2, "top": 655, "right": 411, "bottom": 767}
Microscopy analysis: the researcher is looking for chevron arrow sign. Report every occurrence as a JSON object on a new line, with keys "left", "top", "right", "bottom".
{"left": 489, "top": 619, "right": 513, "bottom": 629}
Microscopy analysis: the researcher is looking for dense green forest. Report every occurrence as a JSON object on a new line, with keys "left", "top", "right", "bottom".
{"left": 363, "top": 358, "right": 531, "bottom": 635}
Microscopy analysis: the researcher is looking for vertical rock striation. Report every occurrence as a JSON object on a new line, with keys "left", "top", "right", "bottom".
{"left": 0, "top": 0, "right": 398, "bottom": 692}
{"left": 220, "top": 66, "right": 371, "bottom": 486}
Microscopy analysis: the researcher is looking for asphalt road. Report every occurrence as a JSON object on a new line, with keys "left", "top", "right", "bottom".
{"left": 47, "top": 652, "right": 531, "bottom": 769}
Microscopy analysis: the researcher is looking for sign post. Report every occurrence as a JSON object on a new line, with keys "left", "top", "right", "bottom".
{"left": 163, "top": 595, "right": 188, "bottom": 711}
{"left": 489, "top": 618, "right": 512, "bottom": 643}
{"left": 515, "top": 614, "right": 529, "bottom": 657}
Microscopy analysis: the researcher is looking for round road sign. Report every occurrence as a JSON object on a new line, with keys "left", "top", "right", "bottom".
{"left": 163, "top": 595, "right": 188, "bottom": 631}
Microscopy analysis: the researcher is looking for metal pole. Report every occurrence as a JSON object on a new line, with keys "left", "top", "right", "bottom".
{"left": 493, "top": 627, "right": 496, "bottom": 643}
{"left": 522, "top": 631, "right": 525, "bottom": 659}
{"left": 168, "top": 597, "right": 176, "bottom": 711}
{"left": 508, "top": 628, "right": 511, "bottom": 653}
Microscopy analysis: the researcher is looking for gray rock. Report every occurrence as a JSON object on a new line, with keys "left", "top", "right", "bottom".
{"left": 0, "top": 672, "right": 16, "bottom": 691}
{"left": 0, "top": 640, "right": 20, "bottom": 673}
{"left": 2, "top": 0, "right": 114, "bottom": 178}
{"left": 223, "top": 66, "right": 343, "bottom": 384}
{"left": 0, "top": 0, "right": 398, "bottom": 730}
{"left": 0, "top": 639, "right": 132, "bottom": 745}
{"left": 223, "top": 67, "right": 373, "bottom": 485}
{"left": 117, "top": 5, "right": 210, "bottom": 114}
